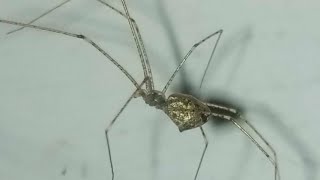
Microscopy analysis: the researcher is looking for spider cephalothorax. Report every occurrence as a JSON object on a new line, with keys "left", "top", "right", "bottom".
{"left": 164, "top": 93, "right": 211, "bottom": 132}
{"left": 142, "top": 90, "right": 166, "bottom": 109}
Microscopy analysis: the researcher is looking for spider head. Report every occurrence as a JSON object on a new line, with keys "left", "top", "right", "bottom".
{"left": 143, "top": 90, "right": 166, "bottom": 110}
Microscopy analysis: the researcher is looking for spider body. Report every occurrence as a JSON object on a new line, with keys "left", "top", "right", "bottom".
{"left": 137, "top": 89, "right": 211, "bottom": 132}
{"left": 165, "top": 93, "right": 211, "bottom": 132}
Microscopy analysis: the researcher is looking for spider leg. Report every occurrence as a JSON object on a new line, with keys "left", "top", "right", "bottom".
{"left": 194, "top": 126, "right": 208, "bottom": 180}
{"left": 241, "top": 117, "right": 280, "bottom": 180}
{"left": 210, "top": 113, "right": 279, "bottom": 180}
{"left": 205, "top": 102, "right": 239, "bottom": 115}
{"left": 6, "top": 0, "right": 71, "bottom": 35}
{"left": 105, "top": 77, "right": 149, "bottom": 180}
{"left": 162, "top": 29, "right": 223, "bottom": 94}
{"left": 4, "top": 0, "right": 153, "bottom": 89}
{"left": 97, "top": 0, "right": 154, "bottom": 90}
{"left": 0, "top": 19, "right": 140, "bottom": 88}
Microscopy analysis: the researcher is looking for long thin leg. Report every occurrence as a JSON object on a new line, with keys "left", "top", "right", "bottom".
{"left": 105, "top": 77, "right": 149, "bottom": 180}
{"left": 96, "top": 0, "right": 154, "bottom": 91}
{"left": 162, "top": 29, "right": 223, "bottom": 94}
{"left": 194, "top": 126, "right": 208, "bottom": 180}
{"left": 241, "top": 117, "right": 280, "bottom": 180}
{"left": 2, "top": 0, "right": 151, "bottom": 89}
{"left": 119, "top": 0, "right": 154, "bottom": 90}
{"left": 0, "top": 19, "right": 140, "bottom": 89}
{"left": 6, "top": 0, "right": 71, "bottom": 35}
{"left": 230, "top": 118, "right": 279, "bottom": 180}
{"left": 210, "top": 113, "right": 279, "bottom": 180}
{"left": 199, "top": 29, "right": 223, "bottom": 89}
{"left": 103, "top": 0, "right": 153, "bottom": 91}
{"left": 205, "top": 102, "right": 238, "bottom": 115}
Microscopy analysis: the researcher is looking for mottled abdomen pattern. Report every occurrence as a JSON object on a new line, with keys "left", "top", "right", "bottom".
{"left": 165, "top": 93, "right": 211, "bottom": 132}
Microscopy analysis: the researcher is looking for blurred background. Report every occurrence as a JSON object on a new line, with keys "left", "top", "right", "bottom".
{"left": 0, "top": 0, "right": 319, "bottom": 180}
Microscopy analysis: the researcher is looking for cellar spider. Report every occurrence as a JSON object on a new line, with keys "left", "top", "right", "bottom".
{"left": 0, "top": 0, "right": 280, "bottom": 179}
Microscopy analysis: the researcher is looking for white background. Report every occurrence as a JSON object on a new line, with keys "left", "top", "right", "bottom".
{"left": 0, "top": 0, "right": 319, "bottom": 180}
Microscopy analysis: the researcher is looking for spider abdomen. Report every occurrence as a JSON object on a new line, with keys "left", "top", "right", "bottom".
{"left": 164, "top": 93, "right": 211, "bottom": 132}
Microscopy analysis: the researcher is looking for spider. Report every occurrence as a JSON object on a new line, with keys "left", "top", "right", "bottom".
{"left": 0, "top": 0, "right": 279, "bottom": 180}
